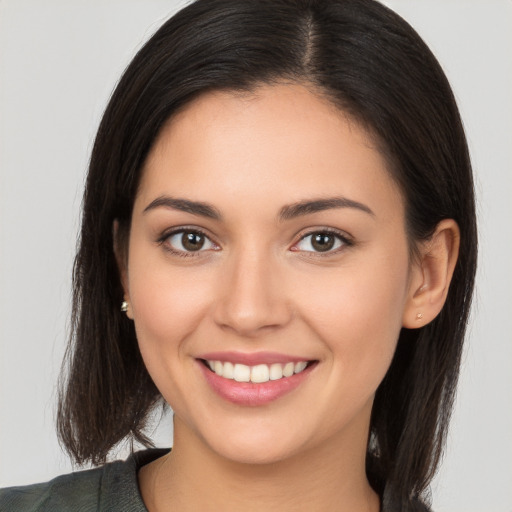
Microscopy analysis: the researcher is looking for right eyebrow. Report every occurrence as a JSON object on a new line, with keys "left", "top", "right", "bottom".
{"left": 143, "top": 196, "right": 222, "bottom": 220}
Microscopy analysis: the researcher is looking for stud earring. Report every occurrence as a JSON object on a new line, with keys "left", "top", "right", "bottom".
{"left": 121, "top": 301, "right": 129, "bottom": 312}
{"left": 416, "top": 312, "right": 423, "bottom": 320}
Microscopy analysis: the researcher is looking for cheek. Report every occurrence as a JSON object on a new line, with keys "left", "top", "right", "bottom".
{"left": 296, "top": 253, "right": 410, "bottom": 378}
{"left": 127, "top": 254, "right": 214, "bottom": 358}
{"left": 127, "top": 261, "right": 218, "bottom": 413}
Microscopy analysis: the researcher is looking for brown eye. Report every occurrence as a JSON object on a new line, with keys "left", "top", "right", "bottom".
{"left": 165, "top": 230, "right": 216, "bottom": 253}
{"left": 294, "top": 231, "right": 347, "bottom": 253}
{"left": 181, "top": 232, "right": 205, "bottom": 251}
{"left": 311, "top": 233, "right": 335, "bottom": 252}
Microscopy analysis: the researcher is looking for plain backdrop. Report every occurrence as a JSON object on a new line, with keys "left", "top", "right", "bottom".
{"left": 0, "top": 1, "right": 511, "bottom": 511}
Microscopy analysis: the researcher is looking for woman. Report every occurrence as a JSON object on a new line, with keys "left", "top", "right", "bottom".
{"left": 0, "top": 0, "right": 477, "bottom": 510}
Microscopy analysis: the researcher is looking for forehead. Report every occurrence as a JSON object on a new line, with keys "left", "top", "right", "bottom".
{"left": 136, "top": 84, "right": 403, "bottom": 221}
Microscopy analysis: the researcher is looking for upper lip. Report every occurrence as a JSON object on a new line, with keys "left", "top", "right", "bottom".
{"left": 197, "top": 351, "right": 315, "bottom": 366}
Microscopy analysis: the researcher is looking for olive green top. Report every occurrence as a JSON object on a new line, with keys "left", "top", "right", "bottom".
{"left": 0, "top": 448, "right": 169, "bottom": 512}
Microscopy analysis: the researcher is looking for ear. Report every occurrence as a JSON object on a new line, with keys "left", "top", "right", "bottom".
{"left": 402, "top": 219, "right": 460, "bottom": 328}
{"left": 113, "top": 220, "right": 134, "bottom": 320}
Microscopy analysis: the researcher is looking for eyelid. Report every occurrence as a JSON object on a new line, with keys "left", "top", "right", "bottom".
{"left": 291, "top": 228, "right": 354, "bottom": 254}
{"left": 157, "top": 226, "right": 220, "bottom": 256}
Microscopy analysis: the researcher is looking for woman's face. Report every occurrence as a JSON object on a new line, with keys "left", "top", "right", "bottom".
{"left": 123, "top": 84, "right": 420, "bottom": 464}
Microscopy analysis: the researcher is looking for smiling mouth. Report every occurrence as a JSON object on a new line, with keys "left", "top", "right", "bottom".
{"left": 201, "top": 359, "right": 316, "bottom": 384}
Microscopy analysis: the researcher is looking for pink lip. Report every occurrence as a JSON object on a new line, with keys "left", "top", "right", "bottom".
{"left": 197, "top": 359, "right": 316, "bottom": 407}
{"left": 198, "top": 351, "right": 310, "bottom": 366}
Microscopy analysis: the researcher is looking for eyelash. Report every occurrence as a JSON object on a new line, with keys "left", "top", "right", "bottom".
{"left": 293, "top": 228, "right": 354, "bottom": 256}
{"left": 157, "top": 227, "right": 217, "bottom": 258}
{"left": 157, "top": 227, "right": 354, "bottom": 258}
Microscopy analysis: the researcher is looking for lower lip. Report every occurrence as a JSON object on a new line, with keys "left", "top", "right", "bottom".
{"left": 198, "top": 361, "right": 315, "bottom": 406}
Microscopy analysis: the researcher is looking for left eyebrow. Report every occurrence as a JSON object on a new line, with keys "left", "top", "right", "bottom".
{"left": 279, "top": 197, "right": 375, "bottom": 221}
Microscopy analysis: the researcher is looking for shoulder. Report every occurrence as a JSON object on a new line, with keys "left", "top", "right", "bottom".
{"left": 0, "top": 448, "right": 169, "bottom": 512}
{"left": 0, "top": 465, "right": 105, "bottom": 512}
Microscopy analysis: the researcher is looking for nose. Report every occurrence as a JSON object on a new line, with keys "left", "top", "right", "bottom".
{"left": 213, "top": 247, "right": 292, "bottom": 337}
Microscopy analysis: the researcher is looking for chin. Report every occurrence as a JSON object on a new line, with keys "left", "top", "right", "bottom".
{"left": 197, "top": 420, "right": 311, "bottom": 466}
{"left": 213, "top": 440, "right": 297, "bottom": 466}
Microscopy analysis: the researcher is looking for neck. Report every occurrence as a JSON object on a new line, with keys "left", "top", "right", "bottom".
{"left": 140, "top": 417, "right": 380, "bottom": 512}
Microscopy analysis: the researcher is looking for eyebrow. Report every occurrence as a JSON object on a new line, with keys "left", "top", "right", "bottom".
{"left": 143, "top": 195, "right": 374, "bottom": 221}
{"left": 278, "top": 197, "right": 374, "bottom": 220}
{"left": 143, "top": 196, "right": 222, "bottom": 220}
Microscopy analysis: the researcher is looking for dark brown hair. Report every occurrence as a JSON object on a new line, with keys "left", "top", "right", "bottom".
{"left": 57, "top": 1, "right": 477, "bottom": 510}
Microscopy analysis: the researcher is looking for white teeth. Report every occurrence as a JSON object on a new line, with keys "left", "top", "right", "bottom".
{"left": 283, "top": 362, "right": 295, "bottom": 377}
{"left": 233, "top": 363, "right": 251, "bottom": 382}
{"left": 269, "top": 363, "right": 283, "bottom": 380}
{"left": 251, "top": 364, "right": 270, "bottom": 383}
{"left": 214, "top": 360, "right": 223, "bottom": 376}
{"left": 294, "top": 361, "right": 307, "bottom": 373}
{"left": 206, "top": 360, "right": 310, "bottom": 383}
{"left": 223, "top": 361, "right": 234, "bottom": 379}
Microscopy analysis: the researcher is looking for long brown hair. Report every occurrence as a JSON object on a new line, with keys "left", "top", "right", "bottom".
{"left": 57, "top": 1, "right": 477, "bottom": 510}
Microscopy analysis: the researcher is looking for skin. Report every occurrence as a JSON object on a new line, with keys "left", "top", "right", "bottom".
{"left": 117, "top": 83, "right": 459, "bottom": 512}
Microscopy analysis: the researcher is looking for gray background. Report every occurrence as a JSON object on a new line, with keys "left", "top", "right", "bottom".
{"left": 1, "top": 1, "right": 511, "bottom": 511}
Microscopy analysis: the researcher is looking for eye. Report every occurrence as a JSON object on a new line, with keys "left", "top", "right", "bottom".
{"left": 164, "top": 229, "right": 217, "bottom": 254}
{"left": 293, "top": 231, "right": 349, "bottom": 253}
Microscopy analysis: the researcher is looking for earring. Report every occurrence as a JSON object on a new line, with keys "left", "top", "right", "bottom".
{"left": 121, "top": 300, "right": 129, "bottom": 312}
{"left": 416, "top": 312, "right": 423, "bottom": 320}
